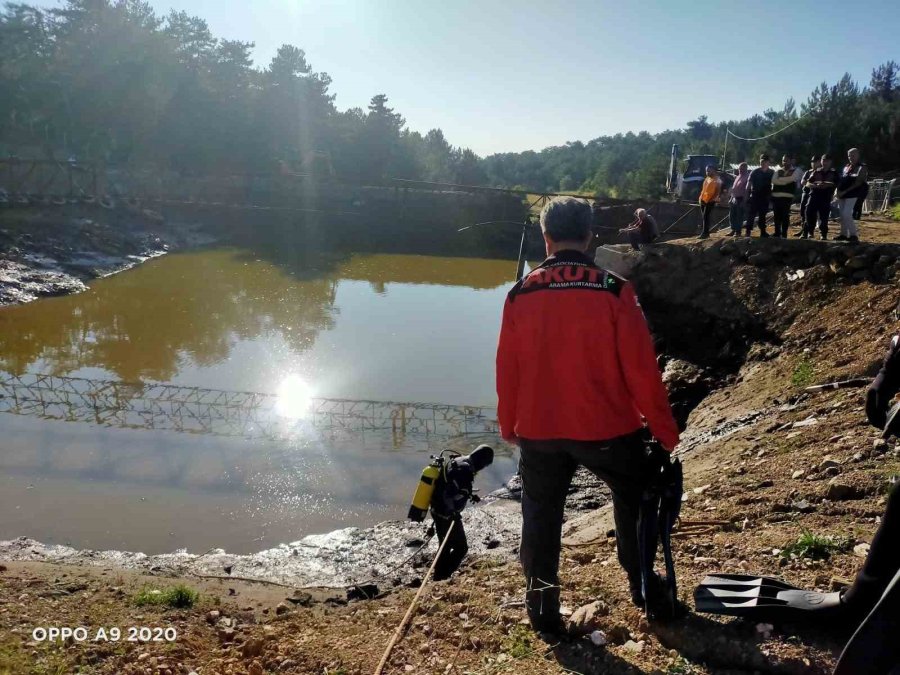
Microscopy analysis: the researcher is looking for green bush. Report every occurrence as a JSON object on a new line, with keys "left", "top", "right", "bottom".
{"left": 791, "top": 357, "right": 815, "bottom": 387}
{"left": 781, "top": 530, "right": 851, "bottom": 561}
{"left": 133, "top": 584, "right": 199, "bottom": 609}
{"left": 502, "top": 624, "right": 534, "bottom": 659}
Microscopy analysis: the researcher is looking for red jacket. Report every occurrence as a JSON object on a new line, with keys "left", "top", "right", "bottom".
{"left": 495, "top": 250, "right": 680, "bottom": 451}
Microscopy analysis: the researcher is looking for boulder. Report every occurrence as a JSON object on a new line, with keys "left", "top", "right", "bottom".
{"left": 241, "top": 637, "right": 264, "bottom": 659}
{"left": 845, "top": 256, "right": 870, "bottom": 270}
{"left": 826, "top": 479, "right": 860, "bottom": 501}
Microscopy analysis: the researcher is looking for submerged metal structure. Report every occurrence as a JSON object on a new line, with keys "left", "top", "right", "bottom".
{"left": 0, "top": 371, "right": 498, "bottom": 443}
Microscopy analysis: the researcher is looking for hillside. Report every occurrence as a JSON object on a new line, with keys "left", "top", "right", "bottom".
{"left": 2, "top": 228, "right": 900, "bottom": 674}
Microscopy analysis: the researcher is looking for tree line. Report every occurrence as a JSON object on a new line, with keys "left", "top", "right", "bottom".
{"left": 1, "top": 2, "right": 897, "bottom": 199}
{"left": 0, "top": 0, "right": 486, "bottom": 185}
{"left": 482, "top": 63, "right": 900, "bottom": 198}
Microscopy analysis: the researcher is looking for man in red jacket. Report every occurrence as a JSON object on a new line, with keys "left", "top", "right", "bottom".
{"left": 496, "top": 196, "right": 680, "bottom": 635}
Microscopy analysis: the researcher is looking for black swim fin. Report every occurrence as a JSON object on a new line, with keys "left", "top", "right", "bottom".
{"left": 694, "top": 573, "right": 843, "bottom": 620}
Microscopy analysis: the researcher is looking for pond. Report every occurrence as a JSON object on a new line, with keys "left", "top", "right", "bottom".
{"left": 0, "top": 247, "right": 520, "bottom": 554}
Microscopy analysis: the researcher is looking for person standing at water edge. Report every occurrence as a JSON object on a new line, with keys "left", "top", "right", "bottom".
{"left": 771, "top": 155, "right": 799, "bottom": 238}
{"left": 745, "top": 154, "right": 774, "bottom": 237}
{"left": 835, "top": 147, "right": 868, "bottom": 243}
{"left": 697, "top": 165, "right": 721, "bottom": 239}
{"left": 728, "top": 162, "right": 750, "bottom": 237}
{"left": 495, "top": 196, "right": 680, "bottom": 636}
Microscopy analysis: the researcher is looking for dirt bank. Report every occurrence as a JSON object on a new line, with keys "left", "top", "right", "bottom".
{"left": 2, "top": 231, "right": 900, "bottom": 674}
{"left": 0, "top": 205, "right": 213, "bottom": 306}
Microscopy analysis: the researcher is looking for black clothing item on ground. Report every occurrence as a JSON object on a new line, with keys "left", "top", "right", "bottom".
{"left": 803, "top": 198, "right": 830, "bottom": 239}
{"left": 744, "top": 196, "right": 769, "bottom": 235}
{"left": 518, "top": 431, "right": 649, "bottom": 628}
{"left": 699, "top": 200, "right": 716, "bottom": 237}
{"left": 432, "top": 513, "right": 468, "bottom": 581}
{"left": 866, "top": 335, "right": 900, "bottom": 429}
{"left": 771, "top": 198, "right": 792, "bottom": 237}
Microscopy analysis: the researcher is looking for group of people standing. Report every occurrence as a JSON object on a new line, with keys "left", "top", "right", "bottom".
{"left": 699, "top": 148, "right": 869, "bottom": 242}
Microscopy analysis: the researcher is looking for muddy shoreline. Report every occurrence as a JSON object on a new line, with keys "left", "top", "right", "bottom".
{"left": 0, "top": 204, "right": 214, "bottom": 306}
{"left": 0, "top": 470, "right": 615, "bottom": 592}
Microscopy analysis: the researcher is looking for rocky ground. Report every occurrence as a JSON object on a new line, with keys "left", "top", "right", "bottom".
{"left": 0, "top": 204, "right": 213, "bottom": 305}
{"left": 2, "top": 214, "right": 900, "bottom": 674}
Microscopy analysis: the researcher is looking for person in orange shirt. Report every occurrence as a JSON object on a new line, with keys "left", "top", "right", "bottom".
{"left": 697, "top": 165, "right": 722, "bottom": 240}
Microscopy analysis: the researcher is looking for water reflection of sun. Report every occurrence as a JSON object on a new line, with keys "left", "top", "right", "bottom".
{"left": 275, "top": 374, "right": 316, "bottom": 419}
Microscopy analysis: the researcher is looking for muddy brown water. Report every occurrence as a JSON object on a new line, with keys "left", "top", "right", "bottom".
{"left": 0, "top": 248, "right": 520, "bottom": 554}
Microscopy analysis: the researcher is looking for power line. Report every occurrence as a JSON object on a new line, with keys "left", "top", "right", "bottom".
{"left": 724, "top": 104, "right": 820, "bottom": 142}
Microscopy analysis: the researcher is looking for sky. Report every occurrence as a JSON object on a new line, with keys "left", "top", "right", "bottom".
{"left": 36, "top": 0, "right": 900, "bottom": 156}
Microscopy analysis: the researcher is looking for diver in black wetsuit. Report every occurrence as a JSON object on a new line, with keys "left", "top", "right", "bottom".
{"left": 429, "top": 445, "right": 494, "bottom": 581}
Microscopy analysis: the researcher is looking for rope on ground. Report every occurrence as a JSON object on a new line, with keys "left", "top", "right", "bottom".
{"left": 561, "top": 519, "right": 729, "bottom": 548}
{"left": 805, "top": 377, "right": 870, "bottom": 392}
{"left": 190, "top": 573, "right": 307, "bottom": 589}
{"left": 374, "top": 520, "right": 455, "bottom": 675}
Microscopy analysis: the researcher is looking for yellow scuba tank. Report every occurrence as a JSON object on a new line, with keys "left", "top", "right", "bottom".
{"left": 408, "top": 459, "right": 442, "bottom": 522}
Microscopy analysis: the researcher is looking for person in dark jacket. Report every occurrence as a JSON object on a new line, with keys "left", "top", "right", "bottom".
{"left": 496, "top": 196, "right": 680, "bottom": 635}
{"left": 803, "top": 154, "right": 838, "bottom": 240}
{"left": 796, "top": 156, "right": 819, "bottom": 238}
{"left": 771, "top": 155, "right": 799, "bottom": 238}
{"left": 744, "top": 154, "right": 774, "bottom": 237}
{"left": 835, "top": 147, "right": 868, "bottom": 243}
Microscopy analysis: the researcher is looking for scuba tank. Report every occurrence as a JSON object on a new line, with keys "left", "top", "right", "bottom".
{"left": 408, "top": 458, "right": 442, "bottom": 522}
{"left": 408, "top": 445, "right": 495, "bottom": 522}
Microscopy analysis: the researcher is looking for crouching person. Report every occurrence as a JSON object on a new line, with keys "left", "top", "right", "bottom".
{"left": 496, "top": 197, "right": 680, "bottom": 636}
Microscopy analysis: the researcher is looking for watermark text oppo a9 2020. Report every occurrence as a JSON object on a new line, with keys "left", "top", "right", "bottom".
{"left": 31, "top": 626, "right": 177, "bottom": 643}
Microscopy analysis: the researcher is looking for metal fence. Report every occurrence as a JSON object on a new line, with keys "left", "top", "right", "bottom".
{"left": 0, "top": 371, "right": 498, "bottom": 443}
{"left": 864, "top": 178, "right": 897, "bottom": 214}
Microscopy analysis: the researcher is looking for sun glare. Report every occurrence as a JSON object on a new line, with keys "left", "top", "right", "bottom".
{"left": 275, "top": 374, "right": 316, "bottom": 419}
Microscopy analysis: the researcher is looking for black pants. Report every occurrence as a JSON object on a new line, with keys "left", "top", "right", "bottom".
{"left": 852, "top": 184, "right": 869, "bottom": 220}
{"left": 771, "top": 198, "right": 792, "bottom": 237}
{"left": 432, "top": 512, "right": 467, "bottom": 581}
{"left": 698, "top": 200, "right": 716, "bottom": 236}
{"left": 799, "top": 190, "right": 811, "bottom": 226}
{"left": 744, "top": 197, "right": 769, "bottom": 235}
{"left": 804, "top": 198, "right": 830, "bottom": 238}
{"left": 518, "top": 432, "right": 648, "bottom": 626}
